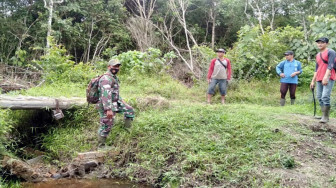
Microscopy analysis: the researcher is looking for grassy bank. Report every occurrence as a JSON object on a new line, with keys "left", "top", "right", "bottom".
{"left": 2, "top": 73, "right": 336, "bottom": 187}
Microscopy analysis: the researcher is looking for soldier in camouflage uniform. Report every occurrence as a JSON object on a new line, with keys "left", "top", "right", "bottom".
{"left": 97, "top": 59, "right": 135, "bottom": 148}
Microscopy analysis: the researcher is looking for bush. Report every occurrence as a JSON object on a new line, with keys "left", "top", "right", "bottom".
{"left": 115, "top": 48, "right": 176, "bottom": 75}
{"left": 192, "top": 46, "right": 216, "bottom": 79}
{"left": 55, "top": 62, "right": 98, "bottom": 84}
{"left": 33, "top": 38, "right": 98, "bottom": 84}
{"left": 34, "top": 38, "right": 75, "bottom": 81}
{"left": 310, "top": 15, "right": 336, "bottom": 49}
{"left": 288, "top": 15, "right": 336, "bottom": 64}
{"left": 10, "top": 49, "right": 27, "bottom": 67}
{"left": 227, "top": 25, "right": 305, "bottom": 80}
{"left": 299, "top": 62, "right": 315, "bottom": 86}
{"left": 0, "top": 110, "right": 16, "bottom": 155}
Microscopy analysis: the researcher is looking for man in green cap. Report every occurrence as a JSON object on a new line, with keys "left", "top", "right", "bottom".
{"left": 96, "top": 59, "right": 135, "bottom": 149}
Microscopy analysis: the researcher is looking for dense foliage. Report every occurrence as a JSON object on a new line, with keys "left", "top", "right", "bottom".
{"left": 2, "top": 0, "right": 336, "bottom": 78}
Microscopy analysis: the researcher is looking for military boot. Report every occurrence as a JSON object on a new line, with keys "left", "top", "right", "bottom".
{"left": 124, "top": 118, "right": 133, "bottom": 129}
{"left": 97, "top": 135, "right": 106, "bottom": 149}
{"left": 280, "top": 99, "right": 285, "bottom": 106}
{"left": 320, "top": 106, "right": 331, "bottom": 123}
{"left": 97, "top": 136, "right": 113, "bottom": 150}
{"left": 291, "top": 99, "right": 295, "bottom": 105}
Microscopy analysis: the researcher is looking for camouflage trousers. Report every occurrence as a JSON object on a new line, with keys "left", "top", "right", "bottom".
{"left": 97, "top": 101, "right": 135, "bottom": 137}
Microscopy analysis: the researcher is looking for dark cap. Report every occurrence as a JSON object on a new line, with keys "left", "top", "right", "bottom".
{"left": 284, "top": 51, "right": 294, "bottom": 56}
{"left": 316, "top": 37, "right": 329, "bottom": 43}
{"left": 216, "top": 48, "right": 226, "bottom": 53}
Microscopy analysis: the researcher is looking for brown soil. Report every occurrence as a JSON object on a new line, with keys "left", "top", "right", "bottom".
{"left": 260, "top": 114, "right": 336, "bottom": 188}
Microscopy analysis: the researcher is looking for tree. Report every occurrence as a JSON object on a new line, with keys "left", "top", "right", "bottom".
{"left": 43, "top": 0, "right": 64, "bottom": 50}
{"left": 125, "top": 0, "right": 158, "bottom": 51}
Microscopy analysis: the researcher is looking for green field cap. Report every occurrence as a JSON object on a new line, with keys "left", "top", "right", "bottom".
{"left": 108, "top": 59, "right": 121, "bottom": 66}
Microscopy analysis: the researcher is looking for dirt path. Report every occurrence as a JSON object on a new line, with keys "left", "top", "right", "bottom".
{"left": 265, "top": 114, "right": 336, "bottom": 187}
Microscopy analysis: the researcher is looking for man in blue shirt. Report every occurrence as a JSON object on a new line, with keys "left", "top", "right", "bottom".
{"left": 276, "top": 51, "right": 303, "bottom": 106}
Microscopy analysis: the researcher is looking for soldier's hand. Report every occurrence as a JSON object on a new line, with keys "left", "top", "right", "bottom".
{"left": 106, "top": 110, "right": 114, "bottom": 119}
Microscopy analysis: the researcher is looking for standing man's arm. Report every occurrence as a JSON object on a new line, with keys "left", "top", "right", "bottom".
{"left": 207, "top": 59, "right": 216, "bottom": 84}
{"left": 322, "top": 50, "right": 335, "bottom": 85}
{"left": 291, "top": 61, "right": 302, "bottom": 77}
{"left": 276, "top": 61, "right": 285, "bottom": 78}
{"left": 227, "top": 59, "right": 232, "bottom": 80}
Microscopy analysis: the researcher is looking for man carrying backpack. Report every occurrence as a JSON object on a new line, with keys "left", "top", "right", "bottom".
{"left": 207, "top": 48, "right": 232, "bottom": 104}
{"left": 310, "top": 37, "right": 336, "bottom": 123}
{"left": 276, "top": 51, "right": 302, "bottom": 106}
{"left": 97, "top": 59, "right": 135, "bottom": 148}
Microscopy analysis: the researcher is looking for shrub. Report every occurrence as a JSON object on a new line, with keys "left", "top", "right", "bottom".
{"left": 299, "top": 62, "right": 315, "bottom": 86}
{"left": 10, "top": 49, "right": 27, "bottom": 67}
{"left": 33, "top": 38, "right": 98, "bottom": 84}
{"left": 192, "top": 45, "right": 216, "bottom": 79}
{"left": 34, "top": 38, "right": 75, "bottom": 81}
{"left": 0, "top": 110, "right": 16, "bottom": 155}
{"left": 227, "top": 25, "right": 305, "bottom": 80}
{"left": 115, "top": 48, "right": 176, "bottom": 75}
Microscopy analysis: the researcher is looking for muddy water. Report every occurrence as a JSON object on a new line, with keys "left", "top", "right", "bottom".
{"left": 23, "top": 179, "right": 151, "bottom": 188}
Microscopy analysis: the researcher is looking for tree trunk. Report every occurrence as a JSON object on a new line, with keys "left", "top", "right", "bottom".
{"left": 44, "top": 0, "right": 64, "bottom": 50}
{"left": 181, "top": 3, "right": 193, "bottom": 72}
{"left": 46, "top": 0, "right": 53, "bottom": 49}
{"left": 211, "top": 9, "right": 216, "bottom": 49}
{"left": 270, "top": 0, "right": 275, "bottom": 30}
{"left": 86, "top": 18, "right": 94, "bottom": 63}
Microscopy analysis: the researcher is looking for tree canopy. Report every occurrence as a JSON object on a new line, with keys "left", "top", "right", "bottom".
{"left": 1, "top": 0, "right": 336, "bottom": 79}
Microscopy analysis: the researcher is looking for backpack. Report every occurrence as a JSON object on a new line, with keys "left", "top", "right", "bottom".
{"left": 86, "top": 74, "right": 109, "bottom": 104}
{"left": 319, "top": 49, "right": 336, "bottom": 71}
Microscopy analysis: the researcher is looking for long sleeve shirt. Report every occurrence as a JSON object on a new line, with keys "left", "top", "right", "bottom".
{"left": 98, "top": 71, "right": 121, "bottom": 112}
{"left": 276, "top": 59, "right": 302, "bottom": 84}
{"left": 207, "top": 58, "right": 232, "bottom": 80}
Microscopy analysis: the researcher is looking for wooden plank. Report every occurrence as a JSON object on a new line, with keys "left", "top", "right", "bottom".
{"left": 0, "top": 95, "right": 86, "bottom": 110}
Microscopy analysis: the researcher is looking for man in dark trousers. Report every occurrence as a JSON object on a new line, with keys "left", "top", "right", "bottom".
{"left": 207, "top": 49, "right": 232, "bottom": 104}
{"left": 276, "top": 51, "right": 302, "bottom": 106}
{"left": 310, "top": 37, "right": 336, "bottom": 123}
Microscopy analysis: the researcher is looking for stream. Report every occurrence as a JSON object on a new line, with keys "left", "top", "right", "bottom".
{"left": 23, "top": 179, "right": 151, "bottom": 188}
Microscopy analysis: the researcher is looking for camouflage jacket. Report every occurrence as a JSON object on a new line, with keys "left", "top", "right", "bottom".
{"left": 98, "top": 71, "right": 121, "bottom": 111}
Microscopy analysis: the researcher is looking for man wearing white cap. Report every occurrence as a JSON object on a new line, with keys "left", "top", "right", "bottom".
{"left": 207, "top": 49, "right": 232, "bottom": 104}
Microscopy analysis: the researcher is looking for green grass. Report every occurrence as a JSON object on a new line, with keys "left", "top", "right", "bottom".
{"left": 0, "top": 178, "right": 21, "bottom": 188}
{"left": 3, "top": 73, "right": 336, "bottom": 187}
{"left": 112, "top": 103, "right": 296, "bottom": 186}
